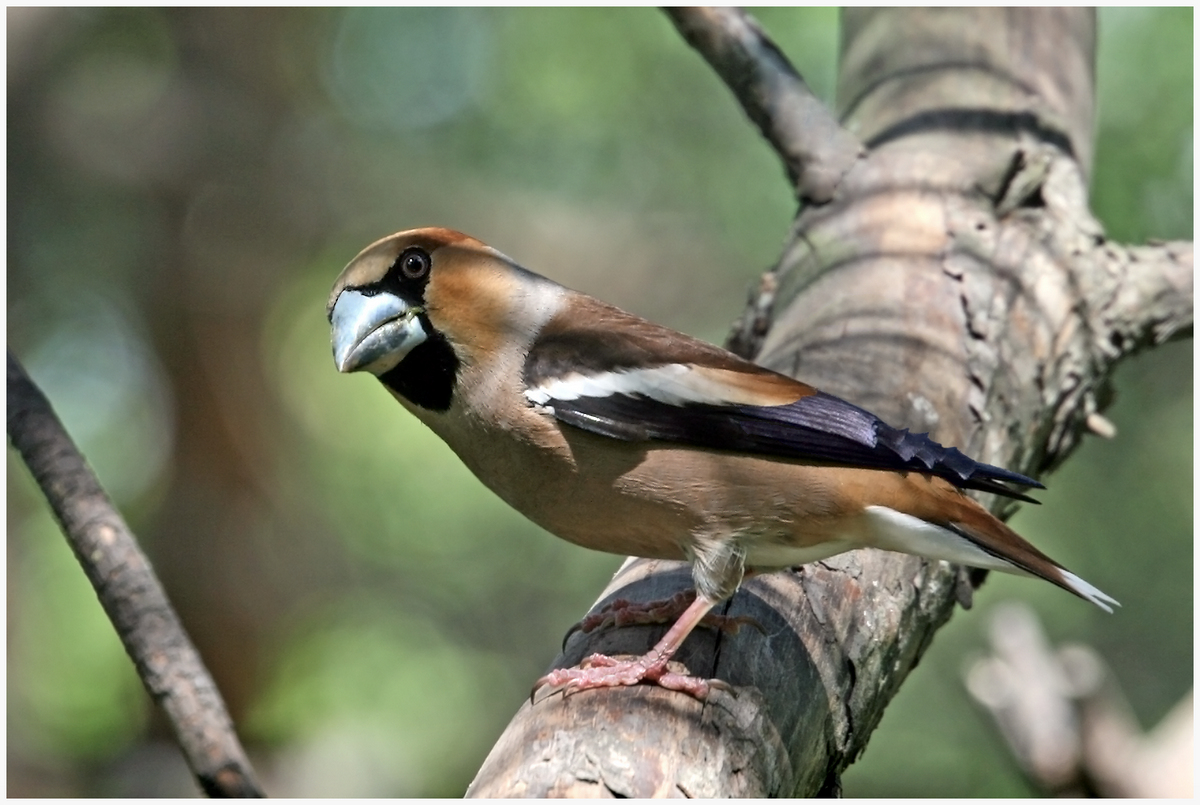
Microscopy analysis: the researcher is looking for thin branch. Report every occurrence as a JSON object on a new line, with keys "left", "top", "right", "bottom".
{"left": 963, "top": 603, "right": 1093, "bottom": 795}
{"left": 6, "top": 350, "right": 263, "bottom": 798}
{"left": 965, "top": 602, "right": 1194, "bottom": 797}
{"left": 664, "top": 7, "right": 862, "bottom": 204}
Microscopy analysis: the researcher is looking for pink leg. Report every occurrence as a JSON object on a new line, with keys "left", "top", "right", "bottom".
{"left": 535, "top": 593, "right": 724, "bottom": 699}
{"left": 573, "top": 590, "right": 695, "bottom": 635}
{"left": 567, "top": 590, "right": 761, "bottom": 645}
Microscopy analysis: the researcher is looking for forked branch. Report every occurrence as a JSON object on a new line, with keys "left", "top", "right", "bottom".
{"left": 664, "top": 7, "right": 862, "bottom": 203}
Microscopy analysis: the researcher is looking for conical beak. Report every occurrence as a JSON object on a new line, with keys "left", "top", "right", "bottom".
{"left": 330, "top": 289, "right": 427, "bottom": 375}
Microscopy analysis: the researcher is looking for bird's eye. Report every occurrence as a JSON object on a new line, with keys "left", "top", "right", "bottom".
{"left": 399, "top": 248, "right": 431, "bottom": 280}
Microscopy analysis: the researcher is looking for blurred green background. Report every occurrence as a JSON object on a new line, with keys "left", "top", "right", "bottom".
{"left": 6, "top": 7, "right": 1191, "bottom": 796}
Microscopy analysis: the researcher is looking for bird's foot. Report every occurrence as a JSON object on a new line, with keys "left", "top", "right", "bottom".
{"left": 563, "top": 590, "right": 762, "bottom": 649}
{"left": 534, "top": 653, "right": 727, "bottom": 700}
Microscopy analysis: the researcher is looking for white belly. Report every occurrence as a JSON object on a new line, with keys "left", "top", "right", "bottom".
{"left": 745, "top": 539, "right": 855, "bottom": 570}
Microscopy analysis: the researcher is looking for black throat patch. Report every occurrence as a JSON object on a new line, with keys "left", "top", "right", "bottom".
{"left": 378, "top": 321, "right": 459, "bottom": 412}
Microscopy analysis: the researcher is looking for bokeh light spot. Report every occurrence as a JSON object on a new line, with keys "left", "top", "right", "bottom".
{"left": 325, "top": 8, "right": 491, "bottom": 133}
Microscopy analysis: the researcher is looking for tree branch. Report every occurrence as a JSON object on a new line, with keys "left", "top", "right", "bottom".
{"left": 469, "top": 8, "right": 1189, "bottom": 797}
{"left": 664, "top": 7, "right": 862, "bottom": 203}
{"left": 1012, "top": 155, "right": 1194, "bottom": 471}
{"left": 1086, "top": 238, "right": 1193, "bottom": 352}
{"left": 965, "top": 602, "right": 1194, "bottom": 797}
{"left": 6, "top": 350, "right": 263, "bottom": 798}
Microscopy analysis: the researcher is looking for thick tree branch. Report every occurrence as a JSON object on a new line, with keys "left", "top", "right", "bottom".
{"left": 7, "top": 350, "right": 263, "bottom": 798}
{"left": 470, "top": 8, "right": 1189, "bottom": 797}
{"left": 664, "top": 7, "right": 862, "bottom": 203}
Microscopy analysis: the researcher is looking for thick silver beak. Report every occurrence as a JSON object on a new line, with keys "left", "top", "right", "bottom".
{"left": 330, "top": 289, "right": 427, "bottom": 375}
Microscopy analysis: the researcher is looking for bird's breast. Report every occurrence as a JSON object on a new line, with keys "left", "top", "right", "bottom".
{"left": 430, "top": 403, "right": 702, "bottom": 560}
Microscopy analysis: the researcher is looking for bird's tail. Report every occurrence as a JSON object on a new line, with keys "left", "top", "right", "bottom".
{"left": 864, "top": 482, "right": 1119, "bottom": 613}
{"left": 944, "top": 506, "right": 1119, "bottom": 612}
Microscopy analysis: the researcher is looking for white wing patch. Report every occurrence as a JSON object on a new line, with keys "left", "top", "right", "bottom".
{"left": 525, "top": 363, "right": 762, "bottom": 408}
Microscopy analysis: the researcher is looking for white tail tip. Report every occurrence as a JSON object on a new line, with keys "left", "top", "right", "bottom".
{"left": 1060, "top": 570, "right": 1120, "bottom": 613}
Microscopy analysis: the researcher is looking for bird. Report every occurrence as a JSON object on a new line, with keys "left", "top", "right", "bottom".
{"left": 327, "top": 226, "right": 1118, "bottom": 698}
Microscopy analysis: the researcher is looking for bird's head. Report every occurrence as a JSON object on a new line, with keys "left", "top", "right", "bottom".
{"left": 327, "top": 227, "right": 562, "bottom": 411}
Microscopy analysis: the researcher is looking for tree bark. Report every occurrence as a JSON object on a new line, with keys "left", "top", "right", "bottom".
{"left": 7, "top": 352, "right": 263, "bottom": 797}
{"left": 468, "top": 8, "right": 1191, "bottom": 796}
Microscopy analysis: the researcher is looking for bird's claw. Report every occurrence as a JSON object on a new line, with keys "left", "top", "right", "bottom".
{"left": 532, "top": 653, "right": 723, "bottom": 701}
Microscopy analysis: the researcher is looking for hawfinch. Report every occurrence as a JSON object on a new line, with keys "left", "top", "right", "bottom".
{"left": 328, "top": 227, "right": 1117, "bottom": 697}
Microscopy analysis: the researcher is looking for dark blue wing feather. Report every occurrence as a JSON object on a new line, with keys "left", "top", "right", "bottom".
{"left": 545, "top": 390, "right": 1043, "bottom": 502}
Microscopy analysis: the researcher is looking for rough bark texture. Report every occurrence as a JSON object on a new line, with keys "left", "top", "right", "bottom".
{"left": 468, "top": 8, "right": 1191, "bottom": 797}
{"left": 7, "top": 351, "right": 263, "bottom": 798}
